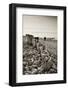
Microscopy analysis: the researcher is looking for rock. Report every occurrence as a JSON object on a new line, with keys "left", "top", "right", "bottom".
{"left": 38, "top": 66, "right": 42, "bottom": 71}
{"left": 52, "top": 59, "right": 57, "bottom": 64}
{"left": 26, "top": 71, "right": 32, "bottom": 74}
{"left": 41, "top": 53, "right": 45, "bottom": 57}
{"left": 52, "top": 63, "right": 57, "bottom": 70}
{"left": 38, "top": 66, "right": 44, "bottom": 74}
{"left": 32, "top": 65, "right": 37, "bottom": 68}
{"left": 25, "top": 73, "right": 29, "bottom": 75}
{"left": 44, "top": 50, "right": 49, "bottom": 55}
{"left": 33, "top": 60, "right": 39, "bottom": 65}
{"left": 28, "top": 59, "right": 33, "bottom": 66}
{"left": 29, "top": 66, "right": 32, "bottom": 70}
{"left": 44, "top": 56, "right": 49, "bottom": 62}
{"left": 31, "top": 58, "right": 34, "bottom": 62}
{"left": 48, "top": 69, "right": 56, "bottom": 73}
{"left": 23, "top": 61, "right": 27, "bottom": 66}
{"left": 25, "top": 66, "right": 29, "bottom": 71}
{"left": 51, "top": 54, "right": 57, "bottom": 59}
{"left": 46, "top": 60, "right": 53, "bottom": 71}
{"left": 45, "top": 72, "right": 48, "bottom": 74}
{"left": 32, "top": 68, "right": 38, "bottom": 74}
{"left": 48, "top": 56, "right": 52, "bottom": 61}
{"left": 37, "top": 54, "right": 41, "bottom": 57}
{"left": 37, "top": 60, "right": 41, "bottom": 67}
{"left": 29, "top": 50, "right": 33, "bottom": 55}
{"left": 41, "top": 61, "right": 47, "bottom": 71}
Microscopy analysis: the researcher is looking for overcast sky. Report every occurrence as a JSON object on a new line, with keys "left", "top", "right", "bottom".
{"left": 23, "top": 15, "right": 57, "bottom": 39}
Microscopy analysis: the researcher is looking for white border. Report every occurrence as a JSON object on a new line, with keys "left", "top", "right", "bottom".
{"left": 16, "top": 8, "right": 64, "bottom": 83}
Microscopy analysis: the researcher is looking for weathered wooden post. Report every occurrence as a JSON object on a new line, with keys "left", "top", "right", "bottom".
{"left": 44, "top": 37, "right": 46, "bottom": 41}
{"left": 35, "top": 37, "right": 39, "bottom": 49}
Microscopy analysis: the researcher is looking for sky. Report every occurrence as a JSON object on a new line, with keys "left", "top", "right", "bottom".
{"left": 22, "top": 15, "right": 57, "bottom": 39}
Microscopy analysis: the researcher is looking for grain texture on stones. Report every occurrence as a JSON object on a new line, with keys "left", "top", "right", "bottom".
{"left": 23, "top": 35, "right": 57, "bottom": 75}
